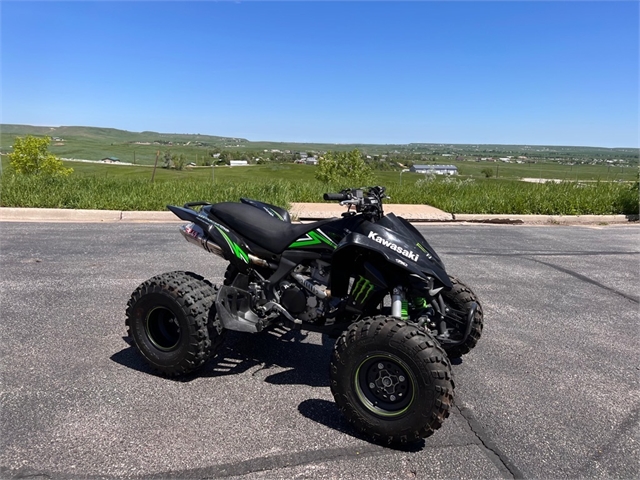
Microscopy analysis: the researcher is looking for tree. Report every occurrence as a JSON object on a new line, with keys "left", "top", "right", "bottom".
{"left": 162, "top": 150, "right": 173, "bottom": 169}
{"left": 9, "top": 135, "right": 72, "bottom": 176}
{"left": 481, "top": 168, "right": 493, "bottom": 178}
{"left": 174, "top": 153, "right": 186, "bottom": 171}
{"left": 219, "top": 151, "right": 233, "bottom": 165}
{"left": 315, "top": 149, "right": 374, "bottom": 186}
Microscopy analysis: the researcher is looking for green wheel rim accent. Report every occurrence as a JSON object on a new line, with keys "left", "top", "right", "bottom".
{"left": 354, "top": 353, "right": 415, "bottom": 418}
{"left": 145, "top": 306, "right": 181, "bottom": 352}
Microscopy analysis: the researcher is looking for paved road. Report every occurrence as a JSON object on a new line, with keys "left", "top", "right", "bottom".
{"left": 1, "top": 222, "right": 638, "bottom": 479}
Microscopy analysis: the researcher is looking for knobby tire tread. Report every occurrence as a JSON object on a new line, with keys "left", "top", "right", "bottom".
{"left": 443, "top": 276, "right": 484, "bottom": 359}
{"left": 330, "top": 316, "right": 454, "bottom": 445}
{"left": 125, "top": 271, "right": 223, "bottom": 377}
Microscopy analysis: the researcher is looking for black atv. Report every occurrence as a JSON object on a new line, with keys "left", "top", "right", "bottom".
{"left": 125, "top": 186, "right": 483, "bottom": 444}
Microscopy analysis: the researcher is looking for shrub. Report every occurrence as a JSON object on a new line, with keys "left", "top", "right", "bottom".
{"left": 9, "top": 135, "right": 72, "bottom": 177}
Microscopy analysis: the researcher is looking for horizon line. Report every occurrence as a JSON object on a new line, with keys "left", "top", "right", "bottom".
{"left": 1, "top": 123, "right": 637, "bottom": 150}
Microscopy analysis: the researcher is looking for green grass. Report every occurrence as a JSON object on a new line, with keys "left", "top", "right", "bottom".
{"left": 3, "top": 156, "right": 636, "bottom": 184}
{"left": 2, "top": 125, "right": 637, "bottom": 182}
{"left": 453, "top": 161, "right": 635, "bottom": 181}
{"left": 1, "top": 170, "right": 637, "bottom": 215}
{"left": 1, "top": 155, "right": 638, "bottom": 215}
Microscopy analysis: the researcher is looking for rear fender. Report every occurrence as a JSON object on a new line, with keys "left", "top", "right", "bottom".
{"left": 167, "top": 205, "right": 252, "bottom": 274}
{"left": 168, "top": 205, "right": 200, "bottom": 223}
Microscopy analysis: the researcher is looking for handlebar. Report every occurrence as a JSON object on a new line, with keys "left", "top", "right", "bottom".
{"left": 323, "top": 193, "right": 349, "bottom": 201}
{"left": 322, "top": 186, "right": 387, "bottom": 221}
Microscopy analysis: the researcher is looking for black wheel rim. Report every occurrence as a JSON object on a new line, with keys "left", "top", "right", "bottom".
{"left": 354, "top": 354, "right": 415, "bottom": 418}
{"left": 145, "top": 306, "right": 181, "bottom": 351}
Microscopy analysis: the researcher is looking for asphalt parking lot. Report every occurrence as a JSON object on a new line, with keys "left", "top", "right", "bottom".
{"left": 1, "top": 222, "right": 638, "bottom": 479}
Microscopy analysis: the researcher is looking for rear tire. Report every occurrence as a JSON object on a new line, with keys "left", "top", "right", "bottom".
{"left": 125, "top": 271, "right": 224, "bottom": 377}
{"left": 330, "top": 316, "right": 454, "bottom": 445}
{"left": 442, "top": 276, "right": 483, "bottom": 359}
{"left": 223, "top": 265, "right": 238, "bottom": 286}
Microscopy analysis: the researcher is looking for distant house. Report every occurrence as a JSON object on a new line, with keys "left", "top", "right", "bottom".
{"left": 229, "top": 160, "right": 248, "bottom": 166}
{"left": 305, "top": 157, "right": 318, "bottom": 165}
{"left": 101, "top": 157, "right": 120, "bottom": 163}
{"left": 410, "top": 164, "right": 458, "bottom": 175}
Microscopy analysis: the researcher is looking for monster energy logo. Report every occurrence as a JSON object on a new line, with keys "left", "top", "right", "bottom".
{"left": 352, "top": 276, "right": 374, "bottom": 303}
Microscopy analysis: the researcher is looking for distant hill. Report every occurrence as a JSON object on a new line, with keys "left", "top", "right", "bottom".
{"left": 0, "top": 124, "right": 246, "bottom": 145}
{"left": 1, "top": 124, "right": 637, "bottom": 162}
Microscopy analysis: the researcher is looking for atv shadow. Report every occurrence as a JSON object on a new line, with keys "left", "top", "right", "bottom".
{"left": 202, "top": 327, "right": 333, "bottom": 387}
{"left": 112, "top": 333, "right": 426, "bottom": 450}
{"left": 111, "top": 338, "right": 157, "bottom": 376}
{"left": 298, "top": 398, "right": 425, "bottom": 451}
{"left": 111, "top": 327, "right": 334, "bottom": 387}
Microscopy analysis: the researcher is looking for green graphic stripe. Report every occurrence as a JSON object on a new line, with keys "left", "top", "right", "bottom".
{"left": 215, "top": 227, "right": 249, "bottom": 263}
{"left": 268, "top": 208, "right": 285, "bottom": 221}
{"left": 289, "top": 230, "right": 337, "bottom": 249}
{"left": 416, "top": 243, "right": 428, "bottom": 253}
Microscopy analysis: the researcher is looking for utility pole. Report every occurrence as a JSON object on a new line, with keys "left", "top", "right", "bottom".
{"left": 151, "top": 150, "right": 159, "bottom": 182}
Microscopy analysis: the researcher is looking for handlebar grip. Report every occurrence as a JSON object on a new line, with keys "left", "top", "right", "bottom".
{"left": 323, "top": 193, "right": 348, "bottom": 201}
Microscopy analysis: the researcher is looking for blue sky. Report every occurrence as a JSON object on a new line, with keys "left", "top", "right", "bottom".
{"left": 1, "top": 1, "right": 638, "bottom": 147}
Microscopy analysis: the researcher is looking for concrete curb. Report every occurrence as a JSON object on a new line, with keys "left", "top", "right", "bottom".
{"left": 452, "top": 213, "right": 639, "bottom": 225}
{"left": 289, "top": 203, "right": 453, "bottom": 221}
{"left": 0, "top": 207, "right": 125, "bottom": 223}
{"left": 0, "top": 206, "right": 637, "bottom": 225}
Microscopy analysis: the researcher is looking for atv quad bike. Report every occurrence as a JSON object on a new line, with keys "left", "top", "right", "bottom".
{"left": 126, "top": 186, "right": 483, "bottom": 444}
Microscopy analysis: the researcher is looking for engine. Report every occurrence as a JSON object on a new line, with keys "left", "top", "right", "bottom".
{"left": 278, "top": 260, "right": 330, "bottom": 322}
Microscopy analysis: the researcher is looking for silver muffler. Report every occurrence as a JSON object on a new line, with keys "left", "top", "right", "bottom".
{"left": 180, "top": 223, "right": 224, "bottom": 257}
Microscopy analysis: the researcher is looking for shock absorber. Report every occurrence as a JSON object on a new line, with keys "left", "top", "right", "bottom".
{"left": 391, "top": 287, "right": 405, "bottom": 319}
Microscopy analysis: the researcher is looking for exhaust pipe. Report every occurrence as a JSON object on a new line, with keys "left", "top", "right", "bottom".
{"left": 179, "top": 223, "right": 274, "bottom": 268}
{"left": 180, "top": 223, "right": 224, "bottom": 257}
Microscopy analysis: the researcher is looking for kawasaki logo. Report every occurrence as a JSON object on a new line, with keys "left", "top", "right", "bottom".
{"left": 352, "top": 276, "right": 374, "bottom": 303}
{"left": 367, "top": 231, "right": 419, "bottom": 262}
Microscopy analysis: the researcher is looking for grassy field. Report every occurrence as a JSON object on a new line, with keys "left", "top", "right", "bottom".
{"left": 1, "top": 156, "right": 636, "bottom": 183}
{"left": 1, "top": 124, "right": 637, "bottom": 182}
{"left": 1, "top": 133, "right": 638, "bottom": 215}
{"left": 1, "top": 159, "right": 637, "bottom": 215}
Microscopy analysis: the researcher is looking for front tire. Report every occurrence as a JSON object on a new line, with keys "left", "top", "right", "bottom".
{"left": 125, "top": 271, "right": 224, "bottom": 377}
{"left": 330, "top": 316, "right": 454, "bottom": 445}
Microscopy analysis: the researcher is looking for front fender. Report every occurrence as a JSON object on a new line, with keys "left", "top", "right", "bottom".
{"left": 330, "top": 232, "right": 451, "bottom": 297}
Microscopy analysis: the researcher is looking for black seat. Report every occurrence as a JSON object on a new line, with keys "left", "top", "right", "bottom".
{"left": 206, "top": 203, "right": 335, "bottom": 254}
